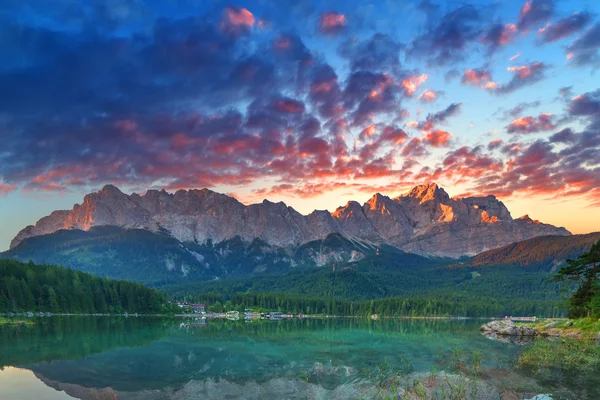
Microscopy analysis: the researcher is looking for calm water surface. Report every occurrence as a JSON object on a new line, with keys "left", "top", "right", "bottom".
{"left": 0, "top": 317, "right": 596, "bottom": 399}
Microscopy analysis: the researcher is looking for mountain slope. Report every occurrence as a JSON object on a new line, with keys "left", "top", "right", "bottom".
{"left": 469, "top": 232, "right": 600, "bottom": 270}
{"left": 1, "top": 227, "right": 407, "bottom": 286}
{"left": 10, "top": 183, "right": 570, "bottom": 257}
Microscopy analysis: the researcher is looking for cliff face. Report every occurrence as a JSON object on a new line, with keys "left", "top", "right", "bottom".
{"left": 10, "top": 183, "right": 571, "bottom": 257}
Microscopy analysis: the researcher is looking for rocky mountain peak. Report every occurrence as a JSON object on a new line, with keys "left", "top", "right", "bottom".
{"left": 99, "top": 184, "right": 125, "bottom": 197}
{"left": 10, "top": 183, "right": 571, "bottom": 257}
{"left": 400, "top": 182, "right": 450, "bottom": 204}
{"left": 365, "top": 193, "right": 391, "bottom": 211}
{"left": 331, "top": 201, "right": 362, "bottom": 219}
{"left": 518, "top": 214, "right": 541, "bottom": 224}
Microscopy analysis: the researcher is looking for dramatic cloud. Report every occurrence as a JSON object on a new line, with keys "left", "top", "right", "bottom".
{"left": 319, "top": 11, "right": 346, "bottom": 34}
{"left": 426, "top": 103, "right": 462, "bottom": 125}
{"left": 491, "top": 62, "right": 549, "bottom": 94}
{"left": 568, "top": 90, "right": 600, "bottom": 116}
{"left": 482, "top": 23, "right": 517, "bottom": 53}
{"left": 517, "top": 0, "right": 554, "bottom": 32}
{"left": 424, "top": 130, "right": 452, "bottom": 147}
{"left": 538, "top": 12, "right": 590, "bottom": 43}
{"left": 0, "top": 0, "right": 599, "bottom": 221}
{"left": 339, "top": 33, "right": 402, "bottom": 73}
{"left": 418, "top": 89, "right": 438, "bottom": 103}
{"left": 402, "top": 74, "right": 428, "bottom": 96}
{"left": 379, "top": 126, "right": 409, "bottom": 145}
{"left": 488, "top": 139, "right": 504, "bottom": 151}
{"left": 503, "top": 101, "right": 542, "bottom": 118}
{"left": 407, "top": 5, "right": 483, "bottom": 66}
{"left": 220, "top": 6, "right": 256, "bottom": 36}
{"left": 549, "top": 128, "right": 576, "bottom": 143}
{"left": 442, "top": 146, "right": 504, "bottom": 179}
{"left": 461, "top": 68, "right": 492, "bottom": 86}
{"left": 506, "top": 113, "right": 555, "bottom": 134}
{"left": 566, "top": 22, "right": 600, "bottom": 66}
{"left": 402, "top": 138, "right": 429, "bottom": 157}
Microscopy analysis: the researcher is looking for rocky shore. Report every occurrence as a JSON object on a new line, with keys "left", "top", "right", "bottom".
{"left": 481, "top": 318, "right": 600, "bottom": 341}
{"left": 481, "top": 319, "right": 538, "bottom": 336}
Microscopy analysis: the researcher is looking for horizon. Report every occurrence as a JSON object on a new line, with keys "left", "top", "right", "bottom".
{"left": 1, "top": 0, "right": 600, "bottom": 250}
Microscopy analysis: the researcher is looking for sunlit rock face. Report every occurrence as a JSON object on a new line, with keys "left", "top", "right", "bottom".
{"left": 10, "top": 183, "right": 570, "bottom": 257}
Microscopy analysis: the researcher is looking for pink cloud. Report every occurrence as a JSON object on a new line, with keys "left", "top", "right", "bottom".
{"left": 402, "top": 138, "right": 428, "bottom": 157}
{"left": 424, "top": 130, "right": 452, "bottom": 147}
{"left": 0, "top": 182, "right": 18, "bottom": 195}
{"left": 507, "top": 113, "right": 555, "bottom": 134}
{"left": 508, "top": 64, "right": 535, "bottom": 79}
{"left": 461, "top": 69, "right": 492, "bottom": 87}
{"left": 418, "top": 89, "right": 437, "bottom": 103}
{"left": 402, "top": 74, "right": 428, "bottom": 96}
{"left": 273, "top": 98, "right": 305, "bottom": 114}
{"left": 220, "top": 6, "right": 255, "bottom": 36}
{"left": 499, "top": 24, "right": 517, "bottom": 45}
{"left": 319, "top": 12, "right": 346, "bottom": 34}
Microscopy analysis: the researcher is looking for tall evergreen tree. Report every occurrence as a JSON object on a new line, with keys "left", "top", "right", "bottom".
{"left": 554, "top": 240, "right": 600, "bottom": 318}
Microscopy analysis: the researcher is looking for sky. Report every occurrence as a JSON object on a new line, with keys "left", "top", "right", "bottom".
{"left": 1, "top": 0, "right": 600, "bottom": 251}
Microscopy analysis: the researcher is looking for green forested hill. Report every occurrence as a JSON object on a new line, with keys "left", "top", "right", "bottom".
{"left": 469, "top": 233, "right": 600, "bottom": 270}
{"left": 163, "top": 249, "right": 569, "bottom": 316}
{"left": 0, "top": 259, "right": 174, "bottom": 314}
{"left": 1, "top": 226, "right": 583, "bottom": 317}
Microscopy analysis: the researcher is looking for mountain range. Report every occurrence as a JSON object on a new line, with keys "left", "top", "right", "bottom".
{"left": 10, "top": 183, "right": 569, "bottom": 258}
{"left": 2, "top": 183, "right": 596, "bottom": 312}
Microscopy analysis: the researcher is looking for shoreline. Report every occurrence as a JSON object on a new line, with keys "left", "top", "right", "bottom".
{"left": 522, "top": 318, "right": 600, "bottom": 340}
{"left": 482, "top": 318, "right": 599, "bottom": 341}
{"left": 1, "top": 312, "right": 543, "bottom": 321}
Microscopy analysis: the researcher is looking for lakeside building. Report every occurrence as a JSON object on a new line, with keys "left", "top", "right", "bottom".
{"left": 176, "top": 301, "right": 206, "bottom": 313}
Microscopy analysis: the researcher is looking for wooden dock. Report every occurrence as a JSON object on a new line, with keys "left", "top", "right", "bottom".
{"left": 505, "top": 316, "right": 537, "bottom": 322}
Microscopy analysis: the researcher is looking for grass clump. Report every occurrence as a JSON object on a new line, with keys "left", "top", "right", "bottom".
{"left": 518, "top": 338, "right": 600, "bottom": 399}
{"left": 518, "top": 339, "right": 600, "bottom": 372}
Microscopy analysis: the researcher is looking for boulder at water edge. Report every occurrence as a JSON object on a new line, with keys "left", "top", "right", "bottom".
{"left": 480, "top": 319, "right": 538, "bottom": 336}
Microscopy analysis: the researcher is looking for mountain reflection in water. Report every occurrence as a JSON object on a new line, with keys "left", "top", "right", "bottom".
{"left": 0, "top": 317, "right": 597, "bottom": 399}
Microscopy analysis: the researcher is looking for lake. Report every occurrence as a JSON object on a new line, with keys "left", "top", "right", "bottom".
{"left": 0, "top": 317, "right": 597, "bottom": 399}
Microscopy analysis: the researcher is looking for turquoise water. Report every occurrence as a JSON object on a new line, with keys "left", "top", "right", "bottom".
{"left": 0, "top": 317, "right": 596, "bottom": 399}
